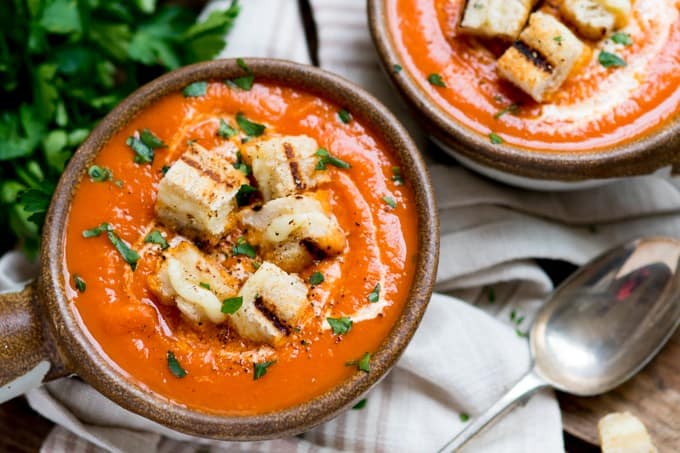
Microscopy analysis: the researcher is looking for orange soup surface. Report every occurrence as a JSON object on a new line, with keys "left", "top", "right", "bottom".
{"left": 64, "top": 81, "right": 418, "bottom": 414}
{"left": 388, "top": 0, "right": 680, "bottom": 151}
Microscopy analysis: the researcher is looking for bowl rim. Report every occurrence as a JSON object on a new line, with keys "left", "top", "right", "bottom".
{"left": 40, "top": 58, "right": 440, "bottom": 439}
{"left": 367, "top": 0, "right": 680, "bottom": 182}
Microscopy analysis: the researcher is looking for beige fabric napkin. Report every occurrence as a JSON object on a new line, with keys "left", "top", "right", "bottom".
{"left": 1, "top": 1, "right": 679, "bottom": 451}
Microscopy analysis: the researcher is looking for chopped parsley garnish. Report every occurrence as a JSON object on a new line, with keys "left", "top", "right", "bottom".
{"left": 392, "top": 166, "right": 404, "bottom": 185}
{"left": 82, "top": 223, "right": 139, "bottom": 270}
{"left": 460, "top": 412, "right": 470, "bottom": 422}
{"left": 218, "top": 119, "right": 238, "bottom": 138}
{"left": 516, "top": 329, "right": 529, "bottom": 338}
{"left": 140, "top": 129, "right": 167, "bottom": 149}
{"left": 368, "top": 283, "right": 380, "bottom": 303}
{"left": 221, "top": 296, "right": 243, "bottom": 314}
{"left": 598, "top": 51, "right": 626, "bottom": 68}
{"left": 353, "top": 399, "right": 367, "bottom": 410}
{"left": 315, "top": 148, "right": 351, "bottom": 170}
{"left": 493, "top": 103, "right": 520, "bottom": 119}
{"left": 161, "top": 165, "right": 171, "bottom": 175}
{"left": 106, "top": 229, "right": 140, "bottom": 270}
{"left": 144, "top": 230, "right": 169, "bottom": 250}
{"left": 226, "top": 58, "right": 254, "bottom": 91}
{"left": 126, "top": 129, "right": 165, "bottom": 165}
{"left": 382, "top": 195, "right": 397, "bottom": 209}
{"left": 183, "top": 81, "right": 207, "bottom": 97}
{"left": 338, "top": 109, "right": 352, "bottom": 124}
{"left": 167, "top": 351, "right": 187, "bottom": 378}
{"left": 510, "top": 309, "right": 528, "bottom": 338}
{"left": 88, "top": 165, "right": 112, "bottom": 182}
{"left": 233, "top": 151, "right": 251, "bottom": 175}
{"left": 82, "top": 222, "right": 111, "bottom": 238}
{"left": 232, "top": 236, "right": 256, "bottom": 258}
{"left": 473, "top": 2, "right": 483, "bottom": 8}
{"left": 73, "top": 274, "right": 86, "bottom": 293}
{"left": 611, "top": 32, "right": 633, "bottom": 46}
{"left": 199, "top": 282, "right": 211, "bottom": 290}
{"left": 427, "top": 73, "right": 446, "bottom": 87}
{"left": 253, "top": 360, "right": 276, "bottom": 380}
{"left": 236, "top": 184, "right": 258, "bottom": 207}
{"left": 553, "top": 36, "right": 563, "bottom": 43}
{"left": 345, "top": 352, "right": 371, "bottom": 373}
{"left": 309, "top": 271, "right": 324, "bottom": 286}
{"left": 236, "top": 112, "right": 265, "bottom": 137}
{"left": 489, "top": 132, "right": 503, "bottom": 144}
{"left": 393, "top": 64, "right": 402, "bottom": 73}
{"left": 327, "top": 316, "right": 353, "bottom": 335}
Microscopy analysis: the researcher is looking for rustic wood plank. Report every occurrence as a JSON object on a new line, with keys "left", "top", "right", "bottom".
{"left": 560, "top": 330, "right": 680, "bottom": 449}
{"left": 0, "top": 397, "right": 53, "bottom": 452}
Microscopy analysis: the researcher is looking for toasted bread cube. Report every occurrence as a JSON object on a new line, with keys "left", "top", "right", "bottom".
{"left": 148, "top": 242, "right": 238, "bottom": 324}
{"left": 598, "top": 0, "right": 631, "bottom": 28}
{"left": 598, "top": 412, "right": 658, "bottom": 453}
{"left": 155, "top": 143, "right": 247, "bottom": 240}
{"left": 230, "top": 262, "right": 308, "bottom": 345}
{"left": 242, "top": 135, "right": 329, "bottom": 201}
{"left": 497, "top": 12, "right": 585, "bottom": 102}
{"left": 560, "top": 0, "right": 615, "bottom": 40}
{"left": 240, "top": 193, "right": 346, "bottom": 273}
{"left": 460, "top": 0, "right": 535, "bottom": 41}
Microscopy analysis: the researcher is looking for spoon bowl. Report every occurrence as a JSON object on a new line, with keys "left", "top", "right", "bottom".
{"left": 439, "top": 237, "right": 680, "bottom": 452}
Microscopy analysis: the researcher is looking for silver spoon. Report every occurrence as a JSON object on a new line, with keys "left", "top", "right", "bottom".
{"left": 438, "top": 236, "right": 680, "bottom": 452}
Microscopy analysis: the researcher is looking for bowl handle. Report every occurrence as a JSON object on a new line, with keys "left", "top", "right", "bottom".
{"left": 0, "top": 283, "right": 68, "bottom": 404}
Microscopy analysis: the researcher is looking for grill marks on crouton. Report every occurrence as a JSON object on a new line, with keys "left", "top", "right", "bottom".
{"left": 150, "top": 132, "right": 348, "bottom": 347}
{"left": 512, "top": 40, "right": 554, "bottom": 74}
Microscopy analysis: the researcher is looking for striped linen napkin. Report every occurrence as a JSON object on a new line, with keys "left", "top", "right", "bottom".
{"left": 2, "top": 0, "right": 679, "bottom": 451}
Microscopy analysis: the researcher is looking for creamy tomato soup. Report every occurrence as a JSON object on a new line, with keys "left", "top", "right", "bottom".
{"left": 388, "top": 0, "right": 680, "bottom": 151}
{"left": 64, "top": 80, "right": 418, "bottom": 414}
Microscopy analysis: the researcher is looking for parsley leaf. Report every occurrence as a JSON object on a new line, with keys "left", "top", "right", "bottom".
{"left": 126, "top": 137, "right": 154, "bottom": 164}
{"left": 218, "top": 119, "right": 238, "bottom": 138}
{"left": 199, "top": 282, "right": 211, "bottom": 290}
{"left": 167, "top": 351, "right": 187, "bottom": 378}
{"left": 233, "top": 151, "right": 251, "bottom": 175}
{"left": 598, "top": 51, "right": 626, "bottom": 68}
{"left": 226, "top": 58, "right": 254, "bottom": 90}
{"left": 236, "top": 184, "right": 258, "bottom": 207}
{"left": 221, "top": 296, "right": 243, "bottom": 314}
{"left": 315, "top": 148, "right": 351, "bottom": 170}
{"left": 253, "top": 360, "right": 276, "bottom": 380}
{"left": 393, "top": 64, "right": 402, "bottom": 73}
{"left": 73, "top": 274, "right": 86, "bottom": 293}
{"left": 140, "top": 129, "right": 167, "bottom": 149}
{"left": 489, "top": 132, "right": 503, "bottom": 144}
{"left": 82, "top": 222, "right": 111, "bottom": 238}
{"left": 309, "top": 271, "right": 324, "bottom": 286}
{"left": 493, "top": 103, "right": 520, "bottom": 119}
{"left": 382, "top": 195, "right": 397, "bottom": 209}
{"left": 611, "top": 32, "right": 633, "bottom": 46}
{"left": 460, "top": 412, "right": 470, "bottom": 422}
{"left": 236, "top": 112, "right": 265, "bottom": 137}
{"left": 392, "top": 166, "right": 404, "bottom": 185}
{"left": 144, "top": 230, "right": 169, "bottom": 250}
{"left": 232, "top": 236, "right": 256, "bottom": 258}
{"left": 368, "top": 283, "right": 380, "bottom": 303}
{"left": 338, "top": 109, "right": 351, "bottom": 124}
{"left": 345, "top": 352, "right": 371, "bottom": 372}
{"left": 352, "top": 399, "right": 367, "bottom": 410}
{"left": 88, "top": 165, "right": 112, "bottom": 182}
{"left": 427, "top": 73, "right": 446, "bottom": 87}
{"left": 107, "top": 229, "right": 140, "bottom": 270}
{"left": 327, "top": 316, "right": 353, "bottom": 335}
{"left": 183, "top": 81, "right": 208, "bottom": 97}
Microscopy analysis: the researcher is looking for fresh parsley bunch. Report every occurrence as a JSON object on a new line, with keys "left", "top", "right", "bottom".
{"left": 0, "top": 0, "right": 239, "bottom": 257}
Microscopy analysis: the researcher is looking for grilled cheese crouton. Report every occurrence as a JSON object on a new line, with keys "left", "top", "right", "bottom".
{"left": 230, "top": 261, "right": 308, "bottom": 345}
{"left": 460, "top": 0, "right": 535, "bottom": 41}
{"left": 560, "top": 0, "right": 615, "bottom": 40}
{"left": 155, "top": 143, "right": 247, "bottom": 240}
{"left": 598, "top": 412, "right": 658, "bottom": 453}
{"left": 497, "top": 12, "right": 585, "bottom": 102}
{"left": 149, "top": 242, "right": 238, "bottom": 324}
{"left": 242, "top": 135, "right": 329, "bottom": 201}
{"left": 240, "top": 193, "right": 346, "bottom": 273}
{"left": 598, "top": 0, "right": 631, "bottom": 28}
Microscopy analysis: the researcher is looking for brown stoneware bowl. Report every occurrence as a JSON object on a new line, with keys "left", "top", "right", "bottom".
{"left": 368, "top": 0, "right": 680, "bottom": 190}
{"left": 0, "top": 59, "right": 439, "bottom": 439}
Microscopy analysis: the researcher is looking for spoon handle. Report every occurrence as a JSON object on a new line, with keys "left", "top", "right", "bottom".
{"left": 437, "top": 368, "right": 548, "bottom": 452}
